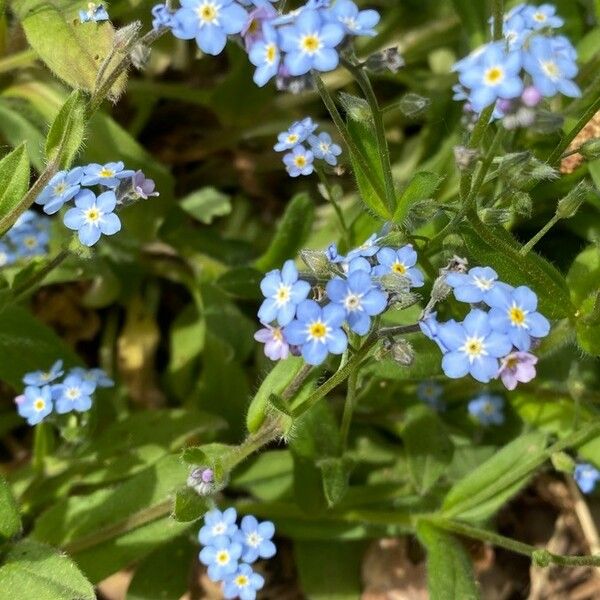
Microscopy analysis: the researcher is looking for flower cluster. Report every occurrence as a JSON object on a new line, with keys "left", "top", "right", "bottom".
{"left": 468, "top": 392, "right": 505, "bottom": 425}
{"left": 35, "top": 164, "right": 158, "bottom": 247}
{"left": 0, "top": 211, "right": 51, "bottom": 268}
{"left": 154, "top": 0, "right": 379, "bottom": 87}
{"left": 420, "top": 266, "right": 550, "bottom": 386}
{"left": 14, "top": 361, "right": 114, "bottom": 426}
{"left": 274, "top": 117, "right": 342, "bottom": 177}
{"left": 453, "top": 3, "right": 580, "bottom": 114}
{"left": 574, "top": 463, "right": 600, "bottom": 494}
{"left": 79, "top": 2, "right": 109, "bottom": 22}
{"left": 198, "top": 508, "right": 275, "bottom": 600}
{"left": 255, "top": 235, "right": 424, "bottom": 365}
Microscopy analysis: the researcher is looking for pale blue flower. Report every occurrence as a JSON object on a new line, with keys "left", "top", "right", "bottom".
{"left": 0, "top": 242, "right": 15, "bottom": 267}
{"left": 68, "top": 367, "right": 114, "bottom": 388}
{"left": 223, "top": 564, "right": 265, "bottom": 600}
{"left": 419, "top": 312, "right": 450, "bottom": 353}
{"left": 328, "top": 0, "right": 380, "bottom": 37}
{"left": 373, "top": 245, "right": 424, "bottom": 287}
{"left": 199, "top": 536, "right": 242, "bottom": 582}
{"left": 249, "top": 24, "right": 281, "bottom": 86}
{"left": 54, "top": 374, "right": 96, "bottom": 414}
{"left": 445, "top": 266, "right": 502, "bottom": 304}
{"left": 522, "top": 4, "right": 564, "bottom": 30}
{"left": 23, "top": 360, "right": 64, "bottom": 386}
{"left": 81, "top": 162, "right": 135, "bottom": 188}
{"left": 199, "top": 508, "right": 239, "bottom": 546}
{"left": 574, "top": 463, "right": 600, "bottom": 494}
{"left": 468, "top": 393, "right": 505, "bottom": 425}
{"left": 417, "top": 380, "right": 444, "bottom": 410}
{"left": 308, "top": 132, "right": 341, "bottom": 165}
{"left": 283, "top": 145, "right": 314, "bottom": 177}
{"left": 35, "top": 168, "right": 83, "bottom": 214}
{"left": 274, "top": 118, "right": 317, "bottom": 151}
{"left": 344, "top": 234, "right": 380, "bottom": 262}
{"left": 16, "top": 386, "right": 53, "bottom": 425}
{"left": 151, "top": 3, "right": 175, "bottom": 29}
{"left": 235, "top": 515, "right": 276, "bottom": 563}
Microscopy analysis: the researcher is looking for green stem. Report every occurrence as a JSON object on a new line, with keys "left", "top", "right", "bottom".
{"left": 341, "top": 57, "right": 396, "bottom": 215}
{"left": 340, "top": 369, "right": 358, "bottom": 450}
{"left": 492, "top": 0, "right": 504, "bottom": 41}
{"left": 519, "top": 214, "right": 560, "bottom": 255}
{"left": 312, "top": 72, "right": 389, "bottom": 211}
{"left": 33, "top": 422, "right": 49, "bottom": 474}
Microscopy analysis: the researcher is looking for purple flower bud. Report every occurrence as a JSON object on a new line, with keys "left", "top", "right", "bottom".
{"left": 201, "top": 468, "right": 214, "bottom": 483}
{"left": 497, "top": 351, "right": 538, "bottom": 390}
{"left": 521, "top": 85, "right": 543, "bottom": 107}
{"left": 132, "top": 171, "right": 159, "bottom": 199}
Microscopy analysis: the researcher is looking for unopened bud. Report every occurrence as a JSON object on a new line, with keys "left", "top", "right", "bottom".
{"left": 579, "top": 138, "right": 600, "bottom": 161}
{"left": 114, "top": 21, "right": 141, "bottom": 50}
{"left": 556, "top": 182, "right": 590, "bottom": 219}
{"left": 481, "top": 207, "right": 511, "bottom": 225}
{"left": 397, "top": 93, "right": 430, "bottom": 118}
{"left": 187, "top": 466, "right": 216, "bottom": 496}
{"left": 454, "top": 145, "right": 478, "bottom": 172}
{"left": 130, "top": 43, "right": 151, "bottom": 70}
{"left": 364, "top": 47, "right": 404, "bottom": 73}
{"left": 513, "top": 191, "right": 532, "bottom": 217}
{"left": 390, "top": 338, "right": 414, "bottom": 366}
{"left": 338, "top": 92, "right": 371, "bottom": 122}
{"left": 300, "top": 250, "right": 330, "bottom": 276}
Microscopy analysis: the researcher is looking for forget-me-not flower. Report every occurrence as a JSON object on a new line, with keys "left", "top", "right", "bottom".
{"left": 445, "top": 266, "right": 502, "bottom": 304}
{"left": 279, "top": 9, "right": 345, "bottom": 76}
{"left": 16, "top": 386, "right": 53, "bottom": 425}
{"left": 419, "top": 312, "right": 450, "bottom": 353}
{"left": 54, "top": 373, "right": 97, "bottom": 414}
{"left": 258, "top": 260, "right": 311, "bottom": 326}
{"left": 497, "top": 351, "right": 538, "bottom": 390}
{"left": 283, "top": 145, "right": 314, "bottom": 177}
{"left": 199, "top": 507, "right": 239, "bottom": 545}
{"left": 68, "top": 367, "right": 114, "bottom": 388}
{"left": 468, "top": 393, "right": 505, "bottom": 425}
{"left": 523, "top": 4, "right": 564, "bottom": 30}
{"left": 223, "top": 564, "right": 265, "bottom": 600}
{"left": 438, "top": 309, "right": 512, "bottom": 383}
{"left": 63, "top": 190, "right": 122, "bottom": 246}
{"left": 284, "top": 300, "right": 347, "bottom": 365}
{"left": 417, "top": 380, "right": 444, "bottom": 409}
{"left": 373, "top": 245, "right": 424, "bottom": 287}
{"left": 328, "top": 0, "right": 380, "bottom": 37}
{"left": 486, "top": 285, "right": 550, "bottom": 351}
{"left": 81, "top": 162, "right": 135, "bottom": 188}
{"left": 308, "top": 132, "right": 342, "bottom": 166}
{"left": 200, "top": 536, "right": 243, "bottom": 582}
{"left": 151, "top": 3, "right": 174, "bottom": 29}
{"left": 254, "top": 323, "right": 290, "bottom": 361}
{"left": 235, "top": 515, "right": 276, "bottom": 563}
{"left": 326, "top": 270, "right": 387, "bottom": 335}
{"left": 574, "top": 463, "right": 600, "bottom": 494}
{"left": 249, "top": 24, "right": 281, "bottom": 86}
{"left": 23, "top": 360, "right": 64, "bottom": 386}
{"left": 274, "top": 118, "right": 318, "bottom": 151}
{"left": 35, "top": 168, "right": 83, "bottom": 214}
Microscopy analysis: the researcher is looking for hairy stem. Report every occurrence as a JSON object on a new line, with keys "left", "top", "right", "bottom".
{"left": 520, "top": 214, "right": 560, "bottom": 255}
{"left": 340, "top": 369, "right": 358, "bottom": 450}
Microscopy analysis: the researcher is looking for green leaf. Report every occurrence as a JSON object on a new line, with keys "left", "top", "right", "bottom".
{"left": 393, "top": 171, "right": 443, "bottom": 224}
{"left": 442, "top": 431, "right": 547, "bottom": 521}
{"left": 347, "top": 119, "right": 390, "bottom": 220}
{"left": 417, "top": 521, "right": 480, "bottom": 600}
{"left": 217, "top": 266, "right": 263, "bottom": 300}
{"left": 230, "top": 450, "right": 293, "bottom": 501}
{"left": 0, "top": 475, "right": 21, "bottom": 540}
{"left": 319, "top": 457, "right": 351, "bottom": 507}
{"left": 126, "top": 536, "right": 197, "bottom": 600}
{"left": 461, "top": 222, "right": 573, "bottom": 319}
{"left": 12, "top": 0, "right": 125, "bottom": 96}
{"left": 44, "top": 90, "right": 87, "bottom": 169}
{"left": 295, "top": 540, "right": 364, "bottom": 600}
{"left": 254, "top": 193, "right": 314, "bottom": 271}
{"left": 0, "top": 539, "right": 95, "bottom": 600}
{"left": 567, "top": 245, "right": 600, "bottom": 306}
{"left": 575, "top": 293, "right": 600, "bottom": 355}
{"left": 403, "top": 405, "right": 454, "bottom": 495}
{"left": 0, "top": 305, "right": 81, "bottom": 388}
{"left": 0, "top": 99, "right": 44, "bottom": 171}
{"left": 172, "top": 488, "right": 207, "bottom": 523}
{"left": 180, "top": 187, "right": 232, "bottom": 224}
{"left": 0, "top": 144, "right": 30, "bottom": 232}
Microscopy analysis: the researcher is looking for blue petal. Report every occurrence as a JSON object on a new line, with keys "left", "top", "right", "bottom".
{"left": 296, "top": 299, "right": 321, "bottom": 322}
{"left": 326, "top": 328, "right": 347, "bottom": 354}
{"left": 442, "top": 351, "right": 470, "bottom": 378}
{"left": 283, "top": 320, "right": 308, "bottom": 345}
{"left": 197, "top": 25, "right": 227, "bottom": 55}
{"left": 470, "top": 356, "right": 498, "bottom": 383}
{"left": 527, "top": 312, "right": 550, "bottom": 338}
{"left": 302, "top": 340, "right": 328, "bottom": 365}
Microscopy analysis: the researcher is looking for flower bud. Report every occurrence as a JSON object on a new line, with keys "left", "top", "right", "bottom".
{"left": 481, "top": 207, "right": 511, "bottom": 225}
{"left": 397, "top": 93, "right": 430, "bottom": 118}
{"left": 187, "top": 466, "right": 216, "bottom": 496}
{"left": 512, "top": 191, "right": 532, "bottom": 217}
{"left": 114, "top": 21, "right": 141, "bottom": 50}
{"left": 556, "top": 181, "right": 590, "bottom": 220}
{"left": 338, "top": 92, "right": 371, "bottom": 122}
{"left": 579, "top": 138, "right": 600, "bottom": 161}
{"left": 364, "top": 47, "right": 404, "bottom": 73}
{"left": 453, "top": 145, "right": 478, "bottom": 172}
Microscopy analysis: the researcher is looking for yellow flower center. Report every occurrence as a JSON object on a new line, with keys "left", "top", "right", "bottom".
{"left": 300, "top": 34, "right": 321, "bottom": 54}
{"left": 216, "top": 551, "right": 230, "bottom": 565}
{"left": 286, "top": 133, "right": 299, "bottom": 144}
{"left": 54, "top": 182, "right": 67, "bottom": 195}
{"left": 484, "top": 66, "right": 504, "bottom": 85}
{"left": 509, "top": 306, "right": 526, "bottom": 326}
{"left": 541, "top": 60, "right": 559, "bottom": 79}
{"left": 85, "top": 208, "right": 101, "bottom": 223}
{"left": 198, "top": 2, "right": 218, "bottom": 23}
{"left": 275, "top": 284, "right": 291, "bottom": 305}
{"left": 272, "top": 327, "right": 284, "bottom": 342}
{"left": 505, "top": 355, "right": 519, "bottom": 369}
{"left": 391, "top": 261, "right": 406, "bottom": 275}
{"left": 483, "top": 402, "right": 494, "bottom": 414}
{"left": 34, "top": 398, "right": 46, "bottom": 411}
{"left": 308, "top": 321, "right": 328, "bottom": 340}
{"left": 66, "top": 387, "right": 80, "bottom": 399}
{"left": 99, "top": 168, "right": 115, "bottom": 178}
{"left": 344, "top": 293, "right": 361, "bottom": 311}
{"left": 24, "top": 237, "right": 38, "bottom": 248}
{"left": 265, "top": 44, "right": 277, "bottom": 64}
{"left": 235, "top": 575, "right": 249, "bottom": 587}
{"left": 294, "top": 155, "right": 307, "bottom": 168}
{"left": 462, "top": 336, "right": 486, "bottom": 362}
{"left": 533, "top": 12, "right": 546, "bottom": 22}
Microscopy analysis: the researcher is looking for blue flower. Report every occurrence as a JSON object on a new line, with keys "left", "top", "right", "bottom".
{"left": 419, "top": 312, "right": 451, "bottom": 353}
{"left": 79, "top": 2, "right": 109, "bottom": 22}
{"left": 151, "top": 3, "right": 175, "bottom": 29}
{"left": 279, "top": 9, "right": 345, "bottom": 76}
{"left": 486, "top": 285, "right": 550, "bottom": 351}
{"left": 10, "top": 227, "right": 49, "bottom": 258}
{"left": 468, "top": 393, "right": 505, "bottom": 425}
{"left": 81, "top": 162, "right": 135, "bottom": 188}
{"left": 328, "top": 0, "right": 379, "bottom": 37}
{"left": 283, "top": 145, "right": 314, "bottom": 177}
{"left": 574, "top": 463, "right": 600, "bottom": 494}
{"left": 502, "top": 12, "right": 529, "bottom": 50}
{"left": 53, "top": 374, "right": 96, "bottom": 414}
{"left": 199, "top": 507, "right": 239, "bottom": 546}
{"left": 326, "top": 271, "right": 387, "bottom": 335}
{"left": 199, "top": 536, "right": 242, "bottom": 582}
{"left": 522, "top": 4, "right": 564, "bottom": 30}
{"left": 235, "top": 515, "right": 276, "bottom": 563}
{"left": 35, "top": 168, "right": 83, "bottom": 215}
{"left": 249, "top": 24, "right": 281, "bottom": 86}
{"left": 284, "top": 300, "right": 348, "bottom": 365}
{"left": 172, "top": 0, "right": 248, "bottom": 56}
{"left": 16, "top": 386, "right": 53, "bottom": 425}
{"left": 223, "top": 564, "right": 265, "bottom": 600}
{"left": 445, "top": 266, "right": 503, "bottom": 304}
{"left": 344, "top": 233, "right": 380, "bottom": 262}
{"left": 437, "top": 309, "right": 512, "bottom": 383}
{"left": 23, "top": 360, "right": 64, "bottom": 386}
{"left": 417, "top": 381, "right": 444, "bottom": 409}
{"left": 63, "top": 190, "right": 122, "bottom": 247}
{"left": 258, "top": 260, "right": 311, "bottom": 326}
{"left": 68, "top": 367, "right": 114, "bottom": 388}
{"left": 522, "top": 36, "right": 580, "bottom": 98}
{"left": 274, "top": 118, "right": 318, "bottom": 151}
{"left": 457, "top": 41, "right": 523, "bottom": 112}
{"left": 373, "top": 245, "right": 424, "bottom": 288}
{"left": 0, "top": 242, "right": 15, "bottom": 267}
{"left": 308, "top": 132, "right": 342, "bottom": 166}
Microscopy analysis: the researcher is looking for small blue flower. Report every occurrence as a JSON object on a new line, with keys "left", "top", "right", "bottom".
{"left": 171, "top": 0, "right": 248, "bottom": 56}
{"left": 326, "top": 271, "right": 387, "bottom": 335}
{"left": 437, "top": 309, "right": 512, "bottom": 383}
{"left": 522, "top": 4, "right": 564, "bottom": 30}
{"left": 308, "top": 132, "right": 342, "bottom": 166}
{"left": 486, "top": 285, "right": 550, "bottom": 351}
{"left": 16, "top": 386, "right": 53, "bottom": 425}
{"left": 151, "top": 3, "right": 175, "bottom": 29}
{"left": 283, "top": 145, "right": 314, "bottom": 177}
{"left": 284, "top": 300, "right": 348, "bottom": 365}
{"left": 10, "top": 227, "right": 49, "bottom": 258}
{"left": 199, "top": 536, "right": 242, "bottom": 582}
{"left": 279, "top": 9, "right": 345, "bottom": 76}
{"left": 79, "top": 2, "right": 109, "bottom": 22}
{"left": 417, "top": 381, "right": 444, "bottom": 410}
{"left": 199, "top": 508, "right": 239, "bottom": 546}
{"left": 235, "top": 515, "right": 276, "bottom": 563}
{"left": 249, "top": 24, "right": 281, "bottom": 86}
{"left": 445, "top": 266, "right": 503, "bottom": 304}
{"left": 328, "top": 0, "right": 379, "bottom": 37}
{"left": 35, "top": 168, "right": 83, "bottom": 215}
{"left": 522, "top": 36, "right": 580, "bottom": 98}
{"left": 258, "top": 260, "right": 311, "bottom": 326}
{"left": 223, "top": 563, "right": 265, "bottom": 600}
{"left": 419, "top": 312, "right": 450, "bottom": 353}
{"left": 373, "top": 245, "right": 424, "bottom": 288}
{"left": 23, "top": 360, "right": 64, "bottom": 386}
{"left": 468, "top": 393, "right": 505, "bottom": 426}
{"left": 63, "top": 190, "right": 122, "bottom": 247}
{"left": 81, "top": 162, "right": 135, "bottom": 188}
{"left": 457, "top": 41, "right": 523, "bottom": 112}
{"left": 344, "top": 233, "right": 380, "bottom": 262}
{"left": 68, "top": 367, "right": 114, "bottom": 388}
{"left": 274, "top": 118, "right": 318, "bottom": 152}
{"left": 502, "top": 12, "right": 529, "bottom": 50}
{"left": 574, "top": 463, "right": 600, "bottom": 494}
{"left": 53, "top": 374, "right": 96, "bottom": 414}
